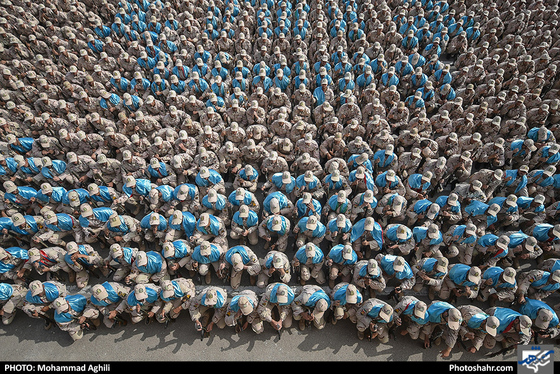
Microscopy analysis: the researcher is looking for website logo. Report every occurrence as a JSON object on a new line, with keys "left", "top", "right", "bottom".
{"left": 518, "top": 345, "right": 554, "bottom": 374}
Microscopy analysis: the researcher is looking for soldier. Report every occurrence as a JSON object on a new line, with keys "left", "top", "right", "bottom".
{"left": 384, "top": 223, "right": 416, "bottom": 258}
{"left": 292, "top": 243, "right": 326, "bottom": 286}
{"left": 51, "top": 294, "right": 92, "bottom": 341}
{"left": 355, "top": 297, "right": 394, "bottom": 342}
{"left": 444, "top": 150, "right": 473, "bottom": 185}
{"left": 256, "top": 249, "right": 291, "bottom": 289}
{"left": 392, "top": 295, "right": 429, "bottom": 343}
{"left": 478, "top": 266, "right": 518, "bottom": 307}
{"left": 258, "top": 214, "right": 291, "bottom": 252}
{"left": 21, "top": 280, "right": 68, "bottom": 330}
{"left": 63, "top": 241, "right": 106, "bottom": 289}
{"left": 483, "top": 306, "right": 533, "bottom": 353}
{"left": 224, "top": 290, "right": 263, "bottom": 334}
{"left": 103, "top": 244, "right": 139, "bottom": 284}
{"left": 257, "top": 282, "right": 294, "bottom": 334}
{"left": 158, "top": 278, "right": 196, "bottom": 325}
{"left": 173, "top": 183, "right": 201, "bottom": 214}
{"left": 200, "top": 188, "right": 229, "bottom": 226}
{"left": 374, "top": 192, "right": 407, "bottom": 226}
{"left": 64, "top": 152, "right": 95, "bottom": 188}
{"left": 518, "top": 298, "right": 560, "bottom": 344}
{"left": 329, "top": 282, "right": 363, "bottom": 326}
{"left": 232, "top": 164, "right": 259, "bottom": 193}
{"left": 375, "top": 254, "right": 416, "bottom": 301}
{"left": 126, "top": 250, "right": 169, "bottom": 285}
{"left": 192, "top": 212, "right": 228, "bottom": 249}
{"left": 350, "top": 217, "right": 384, "bottom": 259}
{"left": 0, "top": 282, "right": 28, "bottom": 325}
{"left": 516, "top": 269, "right": 560, "bottom": 304}
{"left": 187, "top": 240, "right": 224, "bottom": 285}
{"left": 82, "top": 281, "right": 130, "bottom": 329}
{"left": 219, "top": 245, "right": 260, "bottom": 289}
{"left": 439, "top": 263, "right": 483, "bottom": 303}
{"left": 262, "top": 171, "right": 296, "bottom": 197}
{"left": 261, "top": 192, "right": 294, "bottom": 219}
{"left": 351, "top": 257, "right": 387, "bottom": 298}
{"left": 456, "top": 304, "right": 500, "bottom": 354}
{"left": 320, "top": 132, "right": 347, "bottom": 161}
{"left": 507, "top": 234, "right": 543, "bottom": 269}
{"left": 23, "top": 244, "right": 75, "bottom": 283}
{"left": 410, "top": 256, "right": 449, "bottom": 300}
{"left": 375, "top": 169, "right": 406, "bottom": 196}
{"left": 195, "top": 166, "right": 226, "bottom": 197}
{"left": 161, "top": 240, "right": 192, "bottom": 278}
{"left": 260, "top": 152, "right": 289, "bottom": 185}
{"left": 228, "top": 202, "right": 259, "bottom": 244}
{"left": 293, "top": 215, "right": 326, "bottom": 249}
{"left": 291, "top": 285, "right": 331, "bottom": 331}
{"left": 0, "top": 246, "right": 28, "bottom": 284}
{"left": 114, "top": 283, "right": 162, "bottom": 325}
{"left": 227, "top": 187, "right": 260, "bottom": 216}
{"left": 88, "top": 154, "right": 122, "bottom": 189}
{"left": 324, "top": 212, "right": 352, "bottom": 245}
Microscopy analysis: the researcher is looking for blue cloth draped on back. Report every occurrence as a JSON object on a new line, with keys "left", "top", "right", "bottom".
{"left": 0, "top": 247, "right": 28, "bottom": 274}
{"left": 90, "top": 282, "right": 122, "bottom": 306}
{"left": 137, "top": 251, "right": 164, "bottom": 274}
{"left": 224, "top": 246, "right": 252, "bottom": 265}
{"left": 269, "top": 283, "right": 295, "bottom": 305}
{"left": 127, "top": 286, "right": 160, "bottom": 306}
{"left": 54, "top": 294, "right": 88, "bottom": 323}
{"left": 25, "top": 282, "right": 60, "bottom": 304}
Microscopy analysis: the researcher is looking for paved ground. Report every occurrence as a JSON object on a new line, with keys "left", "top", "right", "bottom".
{"left": 3, "top": 271, "right": 555, "bottom": 362}
{"left": 0, "top": 299, "right": 523, "bottom": 362}
{"left": 2, "top": 181, "right": 557, "bottom": 362}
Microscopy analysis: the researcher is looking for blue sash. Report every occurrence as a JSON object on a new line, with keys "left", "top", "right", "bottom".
{"left": 0, "top": 247, "right": 28, "bottom": 273}
{"left": 0, "top": 283, "right": 13, "bottom": 301}
{"left": 196, "top": 215, "right": 221, "bottom": 236}
{"left": 519, "top": 298, "right": 559, "bottom": 328}
{"left": 350, "top": 218, "right": 383, "bottom": 249}
{"left": 229, "top": 294, "right": 255, "bottom": 313}
{"left": 25, "top": 282, "right": 60, "bottom": 304}
{"left": 201, "top": 289, "right": 226, "bottom": 308}
{"left": 380, "top": 255, "right": 413, "bottom": 280}
{"left": 427, "top": 301, "right": 456, "bottom": 324}
{"left": 266, "top": 216, "right": 288, "bottom": 236}
{"left": 328, "top": 244, "right": 357, "bottom": 265}
{"left": 531, "top": 272, "right": 560, "bottom": 291}
{"left": 232, "top": 210, "right": 259, "bottom": 227}
{"left": 90, "top": 282, "right": 122, "bottom": 306}
{"left": 161, "top": 280, "right": 186, "bottom": 302}
{"left": 270, "top": 283, "right": 295, "bottom": 305}
{"left": 482, "top": 267, "right": 516, "bottom": 289}
{"left": 448, "top": 264, "right": 477, "bottom": 287}
{"left": 137, "top": 251, "right": 163, "bottom": 274}
{"left": 333, "top": 284, "right": 363, "bottom": 306}
{"left": 54, "top": 294, "right": 87, "bottom": 323}
{"left": 192, "top": 244, "right": 221, "bottom": 264}
{"left": 225, "top": 246, "right": 252, "bottom": 265}
{"left": 467, "top": 313, "right": 491, "bottom": 331}
{"left": 493, "top": 308, "right": 525, "bottom": 335}
{"left": 295, "top": 244, "right": 324, "bottom": 264}
{"left": 127, "top": 286, "right": 160, "bottom": 306}
{"left": 305, "top": 289, "right": 331, "bottom": 308}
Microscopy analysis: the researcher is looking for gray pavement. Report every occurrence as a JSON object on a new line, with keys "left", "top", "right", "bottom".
{"left": 0, "top": 302, "right": 521, "bottom": 362}
{"left": 3, "top": 274, "right": 555, "bottom": 362}
{"left": 1, "top": 181, "right": 556, "bottom": 362}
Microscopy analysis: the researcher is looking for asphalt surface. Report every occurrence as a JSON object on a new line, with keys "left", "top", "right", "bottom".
{"left": 0, "top": 293, "right": 526, "bottom": 362}
{"left": 3, "top": 269, "right": 557, "bottom": 362}
{"left": 1, "top": 183, "right": 557, "bottom": 363}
